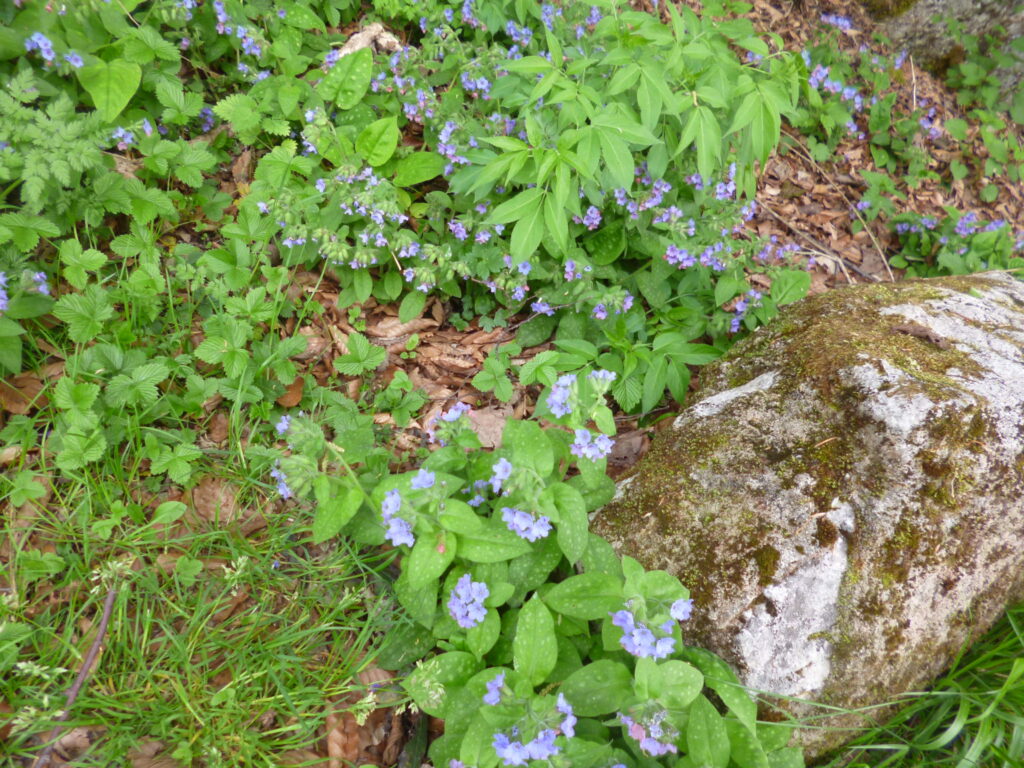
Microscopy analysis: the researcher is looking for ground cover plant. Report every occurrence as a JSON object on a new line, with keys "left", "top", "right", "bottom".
{"left": 0, "top": 0, "right": 1022, "bottom": 765}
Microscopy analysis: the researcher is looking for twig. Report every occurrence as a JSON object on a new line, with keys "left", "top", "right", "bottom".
{"left": 779, "top": 128, "right": 895, "bottom": 282}
{"left": 33, "top": 588, "right": 118, "bottom": 768}
{"left": 760, "top": 202, "right": 878, "bottom": 283}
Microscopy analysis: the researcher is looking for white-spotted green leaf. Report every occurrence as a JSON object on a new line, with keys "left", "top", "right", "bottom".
{"left": 317, "top": 47, "right": 372, "bottom": 108}
{"left": 513, "top": 595, "right": 557, "bottom": 686}
{"left": 356, "top": 116, "right": 400, "bottom": 166}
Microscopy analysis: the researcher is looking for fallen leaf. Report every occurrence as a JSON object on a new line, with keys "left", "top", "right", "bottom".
{"left": 206, "top": 412, "right": 229, "bottom": 444}
{"left": 467, "top": 406, "right": 511, "bottom": 448}
{"left": 0, "top": 374, "right": 47, "bottom": 414}
{"left": 276, "top": 376, "right": 304, "bottom": 407}
{"left": 189, "top": 476, "right": 239, "bottom": 525}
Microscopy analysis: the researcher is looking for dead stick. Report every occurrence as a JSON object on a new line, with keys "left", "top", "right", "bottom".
{"left": 33, "top": 588, "right": 118, "bottom": 768}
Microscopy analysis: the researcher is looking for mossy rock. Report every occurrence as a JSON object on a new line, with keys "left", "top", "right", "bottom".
{"left": 592, "top": 273, "right": 1024, "bottom": 759}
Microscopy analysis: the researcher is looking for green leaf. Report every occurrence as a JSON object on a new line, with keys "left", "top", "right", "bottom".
{"left": 356, "top": 117, "right": 400, "bottom": 166}
{"left": 77, "top": 59, "right": 141, "bottom": 122}
{"left": 458, "top": 521, "right": 532, "bottom": 563}
{"left": 317, "top": 47, "right": 373, "bottom": 109}
{"left": 407, "top": 530, "right": 456, "bottom": 589}
{"left": 398, "top": 289, "right": 427, "bottom": 323}
{"left": 598, "top": 131, "right": 634, "bottom": 190}
{"left": 312, "top": 484, "right": 363, "bottom": 543}
{"left": 53, "top": 286, "right": 114, "bottom": 343}
{"left": 502, "top": 420, "right": 553, "bottom": 476}
{"left": 513, "top": 596, "right": 557, "bottom": 686}
{"left": 466, "top": 609, "right": 500, "bottom": 659}
{"left": 687, "top": 695, "right": 731, "bottom": 768}
{"left": 510, "top": 205, "right": 546, "bottom": 261}
{"left": 333, "top": 331, "right": 386, "bottom": 376}
{"left": 549, "top": 483, "right": 588, "bottom": 562}
{"left": 560, "top": 660, "right": 633, "bottom": 716}
{"left": 543, "top": 572, "right": 624, "bottom": 620}
{"left": 770, "top": 270, "right": 811, "bottom": 306}
{"left": 726, "top": 720, "right": 771, "bottom": 768}
{"left": 60, "top": 240, "right": 107, "bottom": 290}
{"left": 489, "top": 187, "right": 545, "bottom": 224}
{"left": 394, "top": 152, "right": 447, "bottom": 186}
{"left": 213, "top": 94, "right": 261, "bottom": 141}
{"left": 281, "top": 2, "right": 326, "bottom": 30}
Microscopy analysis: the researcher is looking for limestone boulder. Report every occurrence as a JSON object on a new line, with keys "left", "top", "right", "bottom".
{"left": 591, "top": 274, "right": 1024, "bottom": 759}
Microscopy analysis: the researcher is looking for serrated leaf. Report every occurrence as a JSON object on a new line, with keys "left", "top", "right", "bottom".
{"left": 52, "top": 286, "right": 114, "bottom": 343}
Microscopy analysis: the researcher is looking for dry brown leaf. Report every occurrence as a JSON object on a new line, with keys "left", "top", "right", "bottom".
{"left": 365, "top": 316, "right": 437, "bottom": 339}
{"left": 207, "top": 412, "right": 229, "bottom": 444}
{"left": 276, "top": 375, "right": 305, "bottom": 407}
{"left": 231, "top": 149, "right": 253, "bottom": 183}
{"left": 468, "top": 406, "right": 511, "bottom": 448}
{"left": 189, "top": 476, "right": 239, "bottom": 525}
{"left": 0, "top": 374, "right": 47, "bottom": 414}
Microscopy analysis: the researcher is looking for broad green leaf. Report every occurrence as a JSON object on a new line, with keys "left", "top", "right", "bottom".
{"left": 687, "top": 695, "right": 731, "bottom": 768}
{"left": 407, "top": 530, "right": 456, "bottom": 589}
{"left": 281, "top": 2, "right": 326, "bottom": 30}
{"left": 312, "top": 484, "right": 363, "bottom": 543}
{"left": 356, "top": 117, "right": 400, "bottom": 166}
{"left": 77, "top": 59, "right": 141, "bottom": 122}
{"left": 770, "top": 270, "right": 811, "bottom": 306}
{"left": 489, "top": 187, "right": 545, "bottom": 224}
{"left": 394, "top": 152, "right": 447, "bottom": 186}
{"left": 513, "top": 596, "right": 557, "bottom": 686}
{"left": 560, "top": 660, "right": 633, "bottom": 716}
{"left": 317, "top": 47, "right": 372, "bottom": 108}
{"left": 598, "top": 131, "right": 634, "bottom": 190}
{"left": 543, "top": 572, "right": 623, "bottom": 619}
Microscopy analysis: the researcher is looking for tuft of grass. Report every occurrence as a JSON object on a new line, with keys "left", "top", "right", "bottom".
{"left": 1, "top": 457, "right": 401, "bottom": 766}
{"left": 820, "top": 603, "right": 1024, "bottom": 767}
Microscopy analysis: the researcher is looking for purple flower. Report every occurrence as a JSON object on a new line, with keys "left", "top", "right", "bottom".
{"left": 63, "top": 52, "right": 83, "bottom": 68}
{"left": 493, "top": 732, "right": 530, "bottom": 766}
{"left": 502, "top": 507, "right": 552, "bottom": 542}
{"left": 516, "top": 261, "right": 532, "bottom": 276}
{"left": 610, "top": 609, "right": 676, "bottom": 659}
{"left": 449, "top": 219, "right": 469, "bottom": 240}
{"left": 581, "top": 206, "right": 601, "bottom": 230}
{"left": 490, "top": 457, "right": 513, "bottom": 493}
{"left": 592, "top": 303, "right": 608, "bottom": 320}
{"left": 24, "top": 32, "right": 55, "bottom": 63}
{"left": 32, "top": 272, "right": 49, "bottom": 296}
{"left": 483, "top": 671, "right": 505, "bottom": 705}
{"left": 546, "top": 374, "right": 575, "bottom": 418}
{"left": 441, "top": 402, "right": 471, "bottom": 422}
{"left": 274, "top": 414, "right": 291, "bottom": 436}
{"left": 448, "top": 574, "right": 489, "bottom": 628}
{"left": 670, "top": 598, "right": 694, "bottom": 621}
{"left": 270, "top": 465, "right": 293, "bottom": 499}
{"left": 570, "top": 429, "right": 615, "bottom": 461}
{"left": 821, "top": 13, "right": 853, "bottom": 31}
{"left": 112, "top": 127, "right": 135, "bottom": 149}
{"left": 381, "top": 488, "right": 415, "bottom": 547}
{"left": 526, "top": 729, "right": 560, "bottom": 760}
{"left": 588, "top": 369, "right": 616, "bottom": 384}
{"left": 411, "top": 468, "right": 435, "bottom": 490}
{"left": 556, "top": 694, "right": 576, "bottom": 737}
{"left": 531, "top": 300, "right": 554, "bottom": 316}
{"left": 0, "top": 272, "right": 8, "bottom": 314}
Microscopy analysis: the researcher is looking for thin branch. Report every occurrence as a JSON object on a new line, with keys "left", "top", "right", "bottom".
{"left": 760, "top": 202, "right": 879, "bottom": 283}
{"left": 33, "top": 588, "right": 118, "bottom": 768}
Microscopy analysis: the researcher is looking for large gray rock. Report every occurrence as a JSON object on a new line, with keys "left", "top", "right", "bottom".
{"left": 591, "top": 274, "right": 1024, "bottom": 759}
{"left": 862, "top": 0, "right": 1024, "bottom": 104}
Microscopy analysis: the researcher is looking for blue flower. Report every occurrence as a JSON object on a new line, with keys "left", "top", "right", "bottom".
{"left": 411, "top": 468, "right": 435, "bottom": 490}
{"left": 530, "top": 300, "right": 554, "bottom": 316}
{"left": 570, "top": 429, "right": 614, "bottom": 461}
{"left": 556, "top": 694, "right": 576, "bottom": 737}
{"left": 63, "top": 52, "right": 83, "bottom": 68}
{"left": 546, "top": 374, "right": 575, "bottom": 418}
{"left": 270, "top": 465, "right": 293, "bottom": 499}
{"left": 670, "top": 598, "right": 694, "bottom": 621}
{"left": 382, "top": 488, "right": 402, "bottom": 517}
{"left": 611, "top": 609, "right": 676, "bottom": 659}
{"left": 502, "top": 507, "right": 552, "bottom": 542}
{"left": 483, "top": 671, "right": 505, "bottom": 705}
{"left": 492, "top": 732, "right": 530, "bottom": 766}
{"left": 448, "top": 574, "right": 489, "bottom": 628}
{"left": 274, "top": 414, "right": 291, "bottom": 436}
{"left": 489, "top": 458, "right": 513, "bottom": 493}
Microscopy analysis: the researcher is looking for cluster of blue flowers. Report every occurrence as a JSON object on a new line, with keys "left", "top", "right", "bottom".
{"left": 730, "top": 289, "right": 763, "bottom": 333}
{"left": 23, "top": 32, "right": 55, "bottom": 64}
{"left": 448, "top": 573, "right": 488, "bottom": 628}
{"left": 620, "top": 709, "right": 679, "bottom": 757}
{"left": 382, "top": 488, "right": 415, "bottom": 547}
{"left": 270, "top": 463, "right": 292, "bottom": 499}
{"left": 0, "top": 273, "right": 8, "bottom": 314}
{"left": 546, "top": 374, "right": 577, "bottom": 418}
{"left": 611, "top": 609, "right": 676, "bottom": 659}
{"left": 820, "top": 13, "right": 854, "bottom": 32}
{"left": 501, "top": 506, "right": 552, "bottom": 542}
{"left": 570, "top": 428, "right": 614, "bottom": 461}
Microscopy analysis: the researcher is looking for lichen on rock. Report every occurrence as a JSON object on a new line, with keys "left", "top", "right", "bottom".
{"left": 591, "top": 273, "right": 1024, "bottom": 759}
